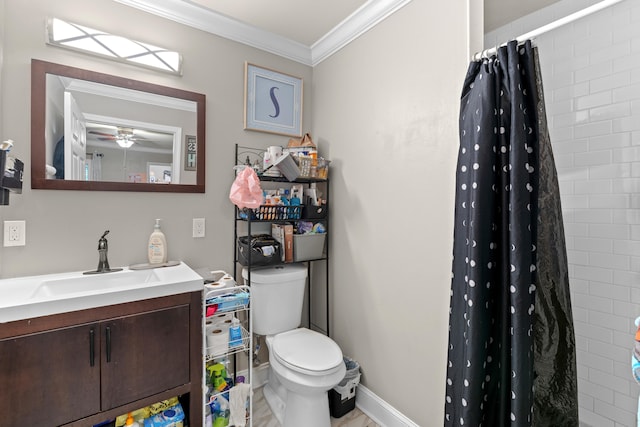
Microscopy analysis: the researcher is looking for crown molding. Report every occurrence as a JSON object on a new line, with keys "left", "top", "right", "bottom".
{"left": 113, "top": 0, "right": 312, "bottom": 65}
{"left": 310, "top": 0, "right": 413, "bottom": 66}
{"left": 113, "top": 0, "right": 413, "bottom": 67}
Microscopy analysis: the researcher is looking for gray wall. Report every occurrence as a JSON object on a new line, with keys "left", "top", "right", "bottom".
{"left": 312, "top": 1, "right": 480, "bottom": 423}
{"left": 0, "top": 1, "right": 481, "bottom": 425}
{"left": 0, "top": 0, "right": 312, "bottom": 277}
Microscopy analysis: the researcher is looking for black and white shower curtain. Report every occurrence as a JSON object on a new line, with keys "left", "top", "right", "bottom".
{"left": 444, "top": 40, "right": 578, "bottom": 427}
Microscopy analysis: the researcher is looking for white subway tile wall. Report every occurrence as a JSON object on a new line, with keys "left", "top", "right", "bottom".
{"left": 486, "top": 0, "right": 640, "bottom": 426}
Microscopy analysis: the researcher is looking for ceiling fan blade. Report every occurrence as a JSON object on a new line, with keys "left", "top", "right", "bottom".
{"left": 89, "top": 131, "right": 116, "bottom": 137}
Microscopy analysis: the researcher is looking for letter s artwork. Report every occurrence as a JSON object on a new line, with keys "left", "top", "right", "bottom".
{"left": 247, "top": 65, "right": 299, "bottom": 134}
{"left": 269, "top": 86, "right": 280, "bottom": 118}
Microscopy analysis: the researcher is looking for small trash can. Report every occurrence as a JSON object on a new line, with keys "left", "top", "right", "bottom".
{"left": 329, "top": 356, "right": 361, "bottom": 418}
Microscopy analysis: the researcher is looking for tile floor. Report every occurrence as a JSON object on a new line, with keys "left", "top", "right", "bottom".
{"left": 252, "top": 385, "right": 381, "bottom": 427}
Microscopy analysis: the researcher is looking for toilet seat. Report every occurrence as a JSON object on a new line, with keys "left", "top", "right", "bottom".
{"left": 271, "top": 329, "right": 343, "bottom": 376}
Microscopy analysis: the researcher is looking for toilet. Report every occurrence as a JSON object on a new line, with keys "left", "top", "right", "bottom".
{"left": 243, "top": 264, "right": 346, "bottom": 427}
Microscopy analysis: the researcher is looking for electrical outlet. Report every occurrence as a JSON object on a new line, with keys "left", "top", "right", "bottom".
{"left": 193, "top": 218, "right": 205, "bottom": 238}
{"left": 4, "top": 220, "right": 26, "bottom": 247}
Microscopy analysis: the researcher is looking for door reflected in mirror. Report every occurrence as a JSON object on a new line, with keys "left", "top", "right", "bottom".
{"left": 31, "top": 59, "right": 205, "bottom": 192}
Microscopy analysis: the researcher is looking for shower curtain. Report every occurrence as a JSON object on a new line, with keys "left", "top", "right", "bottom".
{"left": 444, "top": 40, "right": 578, "bottom": 426}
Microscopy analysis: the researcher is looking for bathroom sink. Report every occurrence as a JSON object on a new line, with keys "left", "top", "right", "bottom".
{"left": 30, "top": 269, "right": 161, "bottom": 299}
{"left": 0, "top": 262, "right": 203, "bottom": 323}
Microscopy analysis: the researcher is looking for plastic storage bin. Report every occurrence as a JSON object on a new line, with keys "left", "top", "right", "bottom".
{"left": 293, "top": 233, "right": 326, "bottom": 261}
{"left": 329, "top": 357, "right": 361, "bottom": 418}
{"left": 273, "top": 152, "right": 301, "bottom": 181}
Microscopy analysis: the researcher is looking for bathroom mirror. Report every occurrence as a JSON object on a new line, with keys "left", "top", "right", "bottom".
{"left": 31, "top": 59, "right": 205, "bottom": 192}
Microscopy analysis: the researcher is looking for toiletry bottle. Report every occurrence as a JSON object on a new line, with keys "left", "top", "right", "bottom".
{"left": 125, "top": 413, "right": 140, "bottom": 427}
{"left": 290, "top": 185, "right": 302, "bottom": 206}
{"left": 307, "top": 183, "right": 319, "bottom": 206}
{"left": 229, "top": 318, "right": 243, "bottom": 348}
{"left": 148, "top": 219, "right": 168, "bottom": 264}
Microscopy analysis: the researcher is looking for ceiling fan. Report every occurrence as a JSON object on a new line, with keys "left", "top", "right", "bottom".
{"left": 88, "top": 127, "right": 145, "bottom": 148}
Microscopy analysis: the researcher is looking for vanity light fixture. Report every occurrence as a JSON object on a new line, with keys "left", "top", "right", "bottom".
{"left": 46, "top": 17, "right": 182, "bottom": 75}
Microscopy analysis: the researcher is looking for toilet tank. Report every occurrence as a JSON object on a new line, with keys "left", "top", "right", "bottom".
{"left": 242, "top": 264, "right": 307, "bottom": 335}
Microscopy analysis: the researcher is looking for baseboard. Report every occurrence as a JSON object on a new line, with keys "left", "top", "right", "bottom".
{"left": 355, "top": 384, "right": 419, "bottom": 427}
{"left": 248, "top": 363, "right": 417, "bottom": 426}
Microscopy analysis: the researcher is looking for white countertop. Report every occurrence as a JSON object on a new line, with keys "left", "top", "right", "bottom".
{"left": 0, "top": 261, "right": 203, "bottom": 323}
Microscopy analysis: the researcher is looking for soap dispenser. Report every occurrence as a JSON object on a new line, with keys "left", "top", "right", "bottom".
{"left": 148, "top": 219, "right": 168, "bottom": 264}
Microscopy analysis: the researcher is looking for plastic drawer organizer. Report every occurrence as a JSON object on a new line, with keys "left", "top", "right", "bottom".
{"left": 203, "top": 285, "right": 253, "bottom": 427}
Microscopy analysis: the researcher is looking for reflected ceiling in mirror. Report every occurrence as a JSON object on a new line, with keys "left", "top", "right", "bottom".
{"left": 31, "top": 59, "right": 205, "bottom": 192}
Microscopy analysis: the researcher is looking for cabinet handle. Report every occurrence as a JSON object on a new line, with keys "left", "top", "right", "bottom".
{"left": 89, "top": 328, "right": 95, "bottom": 367}
{"left": 106, "top": 326, "right": 112, "bottom": 363}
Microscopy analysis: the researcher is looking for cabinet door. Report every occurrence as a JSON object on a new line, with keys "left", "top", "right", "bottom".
{"left": 0, "top": 323, "right": 101, "bottom": 425}
{"left": 101, "top": 304, "right": 191, "bottom": 410}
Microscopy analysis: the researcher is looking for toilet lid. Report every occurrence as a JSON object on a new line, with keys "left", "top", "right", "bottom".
{"left": 272, "top": 329, "right": 343, "bottom": 374}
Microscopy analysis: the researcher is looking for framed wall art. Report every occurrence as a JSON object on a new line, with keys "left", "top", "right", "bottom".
{"left": 244, "top": 62, "right": 303, "bottom": 137}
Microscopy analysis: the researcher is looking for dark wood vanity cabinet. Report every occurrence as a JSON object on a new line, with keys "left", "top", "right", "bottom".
{"left": 0, "top": 292, "right": 202, "bottom": 426}
{"left": 0, "top": 322, "right": 102, "bottom": 425}
{"left": 101, "top": 304, "right": 190, "bottom": 409}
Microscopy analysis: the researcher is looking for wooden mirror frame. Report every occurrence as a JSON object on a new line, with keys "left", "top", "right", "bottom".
{"left": 31, "top": 59, "right": 206, "bottom": 193}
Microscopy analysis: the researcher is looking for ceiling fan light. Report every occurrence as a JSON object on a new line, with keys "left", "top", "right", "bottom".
{"left": 116, "top": 138, "right": 134, "bottom": 148}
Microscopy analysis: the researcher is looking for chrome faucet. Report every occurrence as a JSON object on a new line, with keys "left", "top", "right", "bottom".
{"left": 97, "top": 230, "right": 111, "bottom": 272}
{"left": 84, "top": 230, "right": 122, "bottom": 275}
